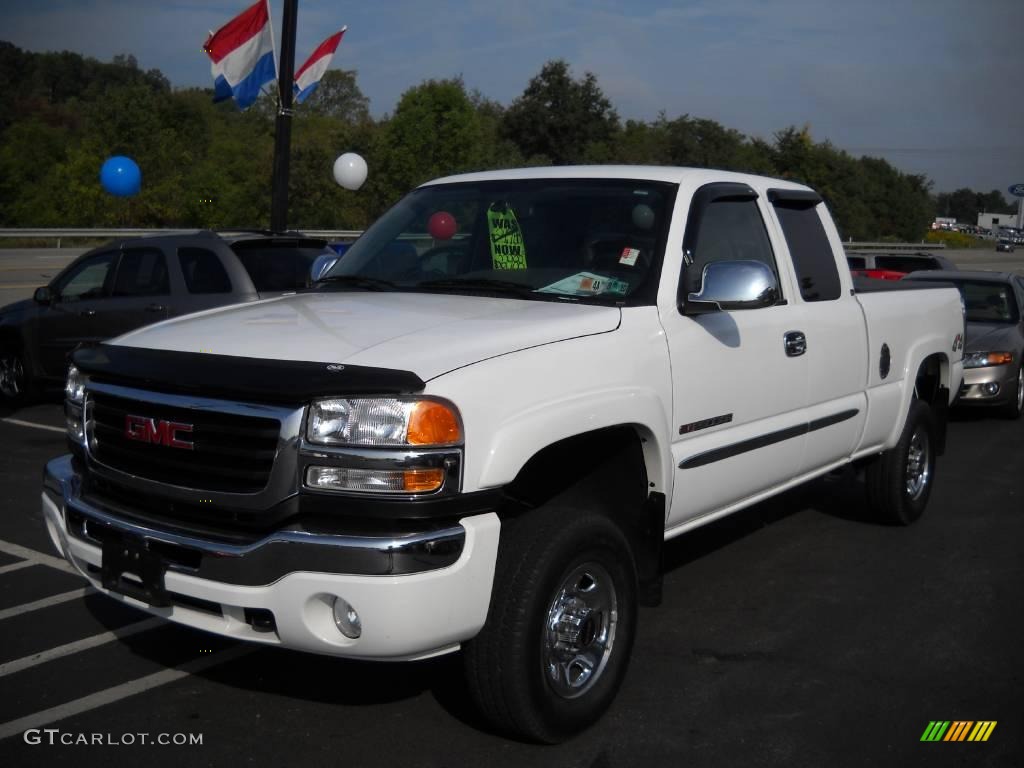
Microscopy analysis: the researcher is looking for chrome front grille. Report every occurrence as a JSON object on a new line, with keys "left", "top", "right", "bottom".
{"left": 85, "top": 386, "right": 291, "bottom": 494}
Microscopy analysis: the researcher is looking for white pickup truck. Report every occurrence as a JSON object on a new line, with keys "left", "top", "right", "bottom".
{"left": 43, "top": 167, "right": 964, "bottom": 742}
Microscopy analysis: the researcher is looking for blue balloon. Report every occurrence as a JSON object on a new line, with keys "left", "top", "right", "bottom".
{"left": 100, "top": 156, "right": 141, "bottom": 197}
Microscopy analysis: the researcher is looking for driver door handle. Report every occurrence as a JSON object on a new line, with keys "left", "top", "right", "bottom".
{"left": 784, "top": 330, "right": 807, "bottom": 357}
{"left": 145, "top": 304, "right": 165, "bottom": 312}
{"left": 78, "top": 309, "right": 95, "bottom": 317}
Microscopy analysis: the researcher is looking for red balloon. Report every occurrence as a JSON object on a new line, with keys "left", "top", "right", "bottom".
{"left": 428, "top": 211, "right": 457, "bottom": 240}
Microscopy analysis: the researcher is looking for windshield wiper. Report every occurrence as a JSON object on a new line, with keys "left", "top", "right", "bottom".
{"left": 318, "top": 275, "right": 399, "bottom": 291}
{"left": 415, "top": 277, "right": 538, "bottom": 297}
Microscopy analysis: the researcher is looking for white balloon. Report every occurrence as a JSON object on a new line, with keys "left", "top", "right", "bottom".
{"left": 333, "top": 153, "right": 367, "bottom": 191}
{"left": 632, "top": 203, "right": 655, "bottom": 230}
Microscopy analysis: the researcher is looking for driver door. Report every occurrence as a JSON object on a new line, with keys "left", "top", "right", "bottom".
{"left": 661, "top": 184, "right": 810, "bottom": 527}
{"left": 34, "top": 250, "right": 118, "bottom": 377}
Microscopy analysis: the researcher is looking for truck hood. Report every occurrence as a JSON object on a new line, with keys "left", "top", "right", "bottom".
{"left": 112, "top": 291, "right": 621, "bottom": 381}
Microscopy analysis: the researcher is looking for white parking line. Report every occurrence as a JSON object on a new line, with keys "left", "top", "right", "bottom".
{"left": 0, "top": 560, "right": 37, "bottom": 576}
{"left": 0, "top": 645, "right": 254, "bottom": 741}
{"left": 1, "top": 417, "right": 65, "bottom": 434}
{"left": 0, "top": 539, "right": 76, "bottom": 575}
{"left": 0, "top": 587, "right": 92, "bottom": 622}
{"left": 0, "top": 617, "right": 165, "bottom": 678}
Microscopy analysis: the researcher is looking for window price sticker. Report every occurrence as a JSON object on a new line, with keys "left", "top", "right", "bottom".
{"left": 619, "top": 247, "right": 641, "bottom": 266}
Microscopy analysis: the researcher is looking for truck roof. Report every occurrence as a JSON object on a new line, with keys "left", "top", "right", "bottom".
{"left": 422, "top": 165, "right": 815, "bottom": 192}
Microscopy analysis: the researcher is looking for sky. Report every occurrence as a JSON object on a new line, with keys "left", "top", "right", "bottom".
{"left": 3, "top": 0, "right": 1023, "bottom": 195}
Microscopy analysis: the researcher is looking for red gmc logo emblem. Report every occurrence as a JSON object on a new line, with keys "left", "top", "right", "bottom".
{"left": 124, "top": 415, "right": 194, "bottom": 450}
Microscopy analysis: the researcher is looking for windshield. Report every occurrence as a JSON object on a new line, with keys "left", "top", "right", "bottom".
{"left": 323, "top": 179, "right": 675, "bottom": 304}
{"left": 952, "top": 281, "right": 1020, "bottom": 324}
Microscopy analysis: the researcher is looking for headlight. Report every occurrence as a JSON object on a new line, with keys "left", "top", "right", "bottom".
{"left": 307, "top": 397, "right": 461, "bottom": 447}
{"left": 64, "top": 365, "right": 86, "bottom": 445}
{"left": 304, "top": 397, "right": 462, "bottom": 496}
{"left": 963, "top": 351, "right": 1013, "bottom": 369}
{"left": 64, "top": 365, "right": 85, "bottom": 404}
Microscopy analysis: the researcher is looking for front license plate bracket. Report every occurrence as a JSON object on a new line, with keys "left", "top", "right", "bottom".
{"left": 101, "top": 536, "right": 170, "bottom": 607}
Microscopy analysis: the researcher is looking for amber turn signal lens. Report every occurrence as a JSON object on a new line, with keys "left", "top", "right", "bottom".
{"left": 407, "top": 401, "right": 461, "bottom": 445}
{"left": 987, "top": 352, "right": 1013, "bottom": 365}
{"left": 403, "top": 468, "right": 445, "bottom": 493}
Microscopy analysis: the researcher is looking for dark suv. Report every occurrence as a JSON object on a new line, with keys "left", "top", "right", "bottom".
{"left": 0, "top": 231, "right": 336, "bottom": 402}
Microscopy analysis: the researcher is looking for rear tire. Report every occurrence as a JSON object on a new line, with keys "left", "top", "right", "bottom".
{"left": 1000, "top": 365, "right": 1023, "bottom": 420}
{"left": 463, "top": 507, "right": 638, "bottom": 743}
{"left": 865, "top": 399, "right": 936, "bottom": 525}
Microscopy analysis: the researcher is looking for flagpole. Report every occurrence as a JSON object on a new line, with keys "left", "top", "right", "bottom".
{"left": 264, "top": 0, "right": 280, "bottom": 103}
{"left": 270, "top": 0, "right": 298, "bottom": 233}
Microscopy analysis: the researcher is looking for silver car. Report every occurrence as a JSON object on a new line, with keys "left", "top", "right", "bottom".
{"left": 903, "top": 270, "right": 1024, "bottom": 419}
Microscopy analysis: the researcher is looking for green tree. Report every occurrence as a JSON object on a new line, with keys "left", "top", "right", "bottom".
{"left": 367, "top": 78, "right": 485, "bottom": 215}
{"left": 612, "top": 116, "right": 672, "bottom": 165}
{"left": 501, "top": 60, "right": 620, "bottom": 165}
{"left": 299, "top": 69, "right": 370, "bottom": 123}
{"left": 0, "top": 41, "right": 959, "bottom": 239}
{"left": 976, "top": 189, "right": 1014, "bottom": 215}
{"left": 0, "top": 119, "right": 69, "bottom": 225}
{"left": 289, "top": 115, "right": 375, "bottom": 230}
{"left": 945, "top": 188, "right": 979, "bottom": 225}
{"left": 469, "top": 90, "right": 524, "bottom": 169}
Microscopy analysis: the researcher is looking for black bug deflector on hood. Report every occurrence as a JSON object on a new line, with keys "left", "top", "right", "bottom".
{"left": 71, "top": 344, "right": 425, "bottom": 403}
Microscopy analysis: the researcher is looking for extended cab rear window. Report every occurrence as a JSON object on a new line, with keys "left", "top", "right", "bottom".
{"left": 770, "top": 191, "right": 841, "bottom": 301}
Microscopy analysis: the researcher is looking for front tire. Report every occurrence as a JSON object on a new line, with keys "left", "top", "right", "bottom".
{"left": 463, "top": 508, "right": 638, "bottom": 743}
{"left": 999, "top": 365, "right": 1023, "bottom": 420}
{"left": 0, "top": 346, "right": 33, "bottom": 405}
{"left": 865, "top": 399, "right": 936, "bottom": 525}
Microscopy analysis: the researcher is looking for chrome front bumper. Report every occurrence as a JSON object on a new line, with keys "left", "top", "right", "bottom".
{"left": 43, "top": 455, "right": 467, "bottom": 584}
{"left": 41, "top": 454, "right": 501, "bottom": 660}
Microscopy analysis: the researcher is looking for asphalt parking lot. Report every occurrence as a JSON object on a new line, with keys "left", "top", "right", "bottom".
{"left": 1, "top": 244, "right": 1023, "bottom": 765}
{"left": 0, "top": 398, "right": 1022, "bottom": 766}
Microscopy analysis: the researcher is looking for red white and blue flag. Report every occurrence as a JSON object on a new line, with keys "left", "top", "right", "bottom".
{"left": 293, "top": 27, "right": 346, "bottom": 104}
{"left": 203, "top": 0, "right": 277, "bottom": 109}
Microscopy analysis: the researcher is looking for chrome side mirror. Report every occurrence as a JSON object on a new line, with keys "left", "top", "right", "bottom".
{"left": 310, "top": 253, "right": 339, "bottom": 283}
{"left": 683, "top": 260, "right": 779, "bottom": 315}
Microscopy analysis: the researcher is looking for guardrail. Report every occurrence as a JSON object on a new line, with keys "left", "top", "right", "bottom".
{"left": 843, "top": 241, "right": 945, "bottom": 251}
{"left": 0, "top": 228, "right": 946, "bottom": 251}
{"left": 0, "top": 228, "right": 364, "bottom": 247}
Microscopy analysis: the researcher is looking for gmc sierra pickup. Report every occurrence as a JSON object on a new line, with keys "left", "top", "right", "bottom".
{"left": 42, "top": 167, "right": 964, "bottom": 742}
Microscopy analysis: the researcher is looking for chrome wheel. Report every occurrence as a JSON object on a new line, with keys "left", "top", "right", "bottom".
{"left": 905, "top": 426, "right": 931, "bottom": 501}
{"left": 543, "top": 562, "right": 618, "bottom": 699}
{"left": 0, "top": 353, "right": 25, "bottom": 399}
{"left": 1016, "top": 367, "right": 1023, "bottom": 414}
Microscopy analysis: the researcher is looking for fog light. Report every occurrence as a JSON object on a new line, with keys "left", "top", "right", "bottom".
{"left": 332, "top": 597, "right": 362, "bottom": 639}
{"left": 983, "top": 382, "right": 1000, "bottom": 396}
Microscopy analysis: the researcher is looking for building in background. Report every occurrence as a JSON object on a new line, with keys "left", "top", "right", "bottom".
{"left": 978, "top": 210, "right": 1024, "bottom": 231}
